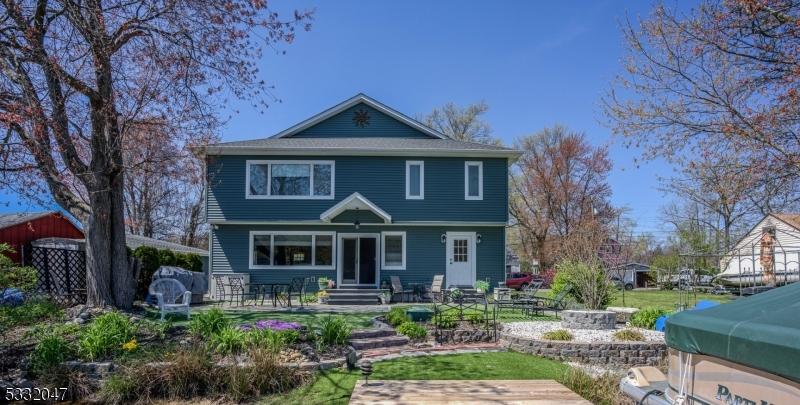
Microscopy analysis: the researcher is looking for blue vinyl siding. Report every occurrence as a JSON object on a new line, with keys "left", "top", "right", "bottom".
{"left": 207, "top": 156, "right": 508, "bottom": 223}
{"left": 211, "top": 224, "right": 505, "bottom": 291}
{"left": 291, "top": 103, "right": 433, "bottom": 139}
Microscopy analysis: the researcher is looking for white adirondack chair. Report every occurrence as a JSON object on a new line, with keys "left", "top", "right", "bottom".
{"left": 149, "top": 278, "right": 192, "bottom": 321}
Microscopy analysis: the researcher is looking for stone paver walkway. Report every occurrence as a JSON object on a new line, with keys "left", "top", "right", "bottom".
{"left": 349, "top": 379, "right": 591, "bottom": 404}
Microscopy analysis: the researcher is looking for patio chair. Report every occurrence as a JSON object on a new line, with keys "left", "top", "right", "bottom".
{"left": 430, "top": 275, "right": 445, "bottom": 302}
{"left": 530, "top": 284, "right": 572, "bottom": 318}
{"left": 390, "top": 276, "right": 414, "bottom": 303}
{"left": 226, "top": 276, "right": 252, "bottom": 306}
{"left": 148, "top": 278, "right": 191, "bottom": 321}
{"left": 287, "top": 277, "right": 306, "bottom": 307}
{"left": 212, "top": 274, "right": 228, "bottom": 305}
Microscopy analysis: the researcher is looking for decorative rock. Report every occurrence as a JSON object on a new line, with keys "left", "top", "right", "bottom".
{"left": 561, "top": 310, "right": 617, "bottom": 330}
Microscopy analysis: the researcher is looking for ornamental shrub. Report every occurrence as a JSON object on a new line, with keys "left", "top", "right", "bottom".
{"left": 386, "top": 307, "right": 409, "bottom": 327}
{"left": 613, "top": 329, "right": 645, "bottom": 342}
{"left": 0, "top": 243, "right": 37, "bottom": 293}
{"left": 542, "top": 329, "right": 573, "bottom": 341}
{"left": 317, "top": 316, "right": 351, "bottom": 346}
{"left": 188, "top": 308, "right": 229, "bottom": 339}
{"left": 396, "top": 321, "right": 427, "bottom": 339}
{"left": 158, "top": 249, "right": 177, "bottom": 267}
{"left": 79, "top": 312, "right": 136, "bottom": 361}
{"left": 211, "top": 326, "right": 247, "bottom": 355}
{"left": 30, "top": 332, "right": 74, "bottom": 376}
{"left": 630, "top": 307, "right": 668, "bottom": 329}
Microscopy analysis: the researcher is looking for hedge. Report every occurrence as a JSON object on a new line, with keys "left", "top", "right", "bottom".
{"left": 131, "top": 246, "right": 203, "bottom": 299}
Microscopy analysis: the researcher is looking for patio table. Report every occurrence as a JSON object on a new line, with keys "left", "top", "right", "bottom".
{"left": 408, "top": 283, "right": 426, "bottom": 302}
{"left": 248, "top": 283, "right": 290, "bottom": 307}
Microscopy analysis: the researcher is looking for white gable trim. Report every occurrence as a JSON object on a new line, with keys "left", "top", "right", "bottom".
{"left": 270, "top": 93, "right": 447, "bottom": 140}
{"left": 320, "top": 192, "right": 392, "bottom": 224}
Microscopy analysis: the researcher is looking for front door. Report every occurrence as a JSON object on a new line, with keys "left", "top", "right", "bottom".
{"left": 446, "top": 232, "right": 476, "bottom": 287}
{"left": 339, "top": 234, "right": 379, "bottom": 286}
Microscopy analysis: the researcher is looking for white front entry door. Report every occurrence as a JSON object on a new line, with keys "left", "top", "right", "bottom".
{"left": 446, "top": 232, "right": 476, "bottom": 287}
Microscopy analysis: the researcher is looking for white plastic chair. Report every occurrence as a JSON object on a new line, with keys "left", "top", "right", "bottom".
{"left": 149, "top": 278, "right": 192, "bottom": 321}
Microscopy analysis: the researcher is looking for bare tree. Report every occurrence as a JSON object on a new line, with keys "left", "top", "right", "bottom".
{"left": 421, "top": 101, "right": 501, "bottom": 145}
{"left": 0, "top": 0, "right": 312, "bottom": 307}
{"left": 604, "top": 0, "right": 800, "bottom": 180}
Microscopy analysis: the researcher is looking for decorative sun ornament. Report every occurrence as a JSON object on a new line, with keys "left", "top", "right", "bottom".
{"left": 353, "top": 108, "right": 370, "bottom": 128}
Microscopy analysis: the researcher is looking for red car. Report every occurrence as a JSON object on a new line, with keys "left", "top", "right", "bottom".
{"left": 504, "top": 272, "right": 542, "bottom": 290}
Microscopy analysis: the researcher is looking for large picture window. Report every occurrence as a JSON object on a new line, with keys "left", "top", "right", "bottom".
{"left": 247, "top": 160, "right": 334, "bottom": 199}
{"left": 381, "top": 231, "right": 406, "bottom": 270}
{"left": 249, "top": 231, "right": 335, "bottom": 269}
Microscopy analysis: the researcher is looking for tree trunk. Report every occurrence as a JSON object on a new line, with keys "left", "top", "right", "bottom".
{"left": 84, "top": 172, "right": 134, "bottom": 309}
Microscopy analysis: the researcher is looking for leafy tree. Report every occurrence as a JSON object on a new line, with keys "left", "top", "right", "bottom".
{"left": 0, "top": 0, "right": 312, "bottom": 307}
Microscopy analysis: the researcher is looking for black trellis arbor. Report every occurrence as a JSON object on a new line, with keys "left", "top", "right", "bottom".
{"left": 23, "top": 245, "right": 86, "bottom": 306}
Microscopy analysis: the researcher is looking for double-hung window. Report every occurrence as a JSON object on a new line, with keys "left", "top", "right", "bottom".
{"left": 405, "top": 161, "right": 424, "bottom": 199}
{"left": 381, "top": 231, "right": 406, "bottom": 270}
{"left": 246, "top": 160, "right": 334, "bottom": 199}
{"left": 249, "top": 231, "right": 335, "bottom": 269}
{"left": 464, "top": 161, "right": 483, "bottom": 200}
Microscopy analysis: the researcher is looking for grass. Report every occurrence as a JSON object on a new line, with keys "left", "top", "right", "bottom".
{"left": 145, "top": 307, "right": 379, "bottom": 329}
{"left": 264, "top": 352, "right": 569, "bottom": 404}
{"left": 609, "top": 289, "right": 732, "bottom": 312}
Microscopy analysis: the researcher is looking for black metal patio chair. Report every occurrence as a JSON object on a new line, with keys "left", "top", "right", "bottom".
{"left": 529, "top": 284, "right": 572, "bottom": 318}
{"left": 287, "top": 277, "right": 306, "bottom": 307}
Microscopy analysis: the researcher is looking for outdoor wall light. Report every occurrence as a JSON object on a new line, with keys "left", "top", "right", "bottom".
{"left": 441, "top": 234, "right": 447, "bottom": 244}
{"left": 476, "top": 234, "right": 482, "bottom": 244}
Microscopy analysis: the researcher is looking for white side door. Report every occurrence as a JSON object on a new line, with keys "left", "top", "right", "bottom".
{"left": 446, "top": 232, "right": 476, "bottom": 287}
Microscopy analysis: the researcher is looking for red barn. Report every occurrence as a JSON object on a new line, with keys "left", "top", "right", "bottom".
{"left": 0, "top": 212, "right": 84, "bottom": 263}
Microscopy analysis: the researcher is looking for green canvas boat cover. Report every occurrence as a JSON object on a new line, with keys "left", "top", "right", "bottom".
{"left": 666, "top": 283, "right": 800, "bottom": 382}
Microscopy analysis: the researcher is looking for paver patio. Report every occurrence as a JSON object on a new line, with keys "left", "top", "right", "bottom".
{"left": 348, "top": 379, "right": 591, "bottom": 404}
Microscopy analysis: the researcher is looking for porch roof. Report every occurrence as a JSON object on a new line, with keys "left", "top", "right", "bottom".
{"left": 320, "top": 192, "right": 392, "bottom": 224}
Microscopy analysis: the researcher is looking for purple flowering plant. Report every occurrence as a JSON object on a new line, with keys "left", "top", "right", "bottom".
{"left": 239, "top": 319, "right": 301, "bottom": 332}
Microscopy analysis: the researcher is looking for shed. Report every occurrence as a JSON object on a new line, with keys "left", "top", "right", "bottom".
{"left": 0, "top": 212, "right": 83, "bottom": 263}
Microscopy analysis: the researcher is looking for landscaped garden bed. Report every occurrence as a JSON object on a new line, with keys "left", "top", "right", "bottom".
{"left": 1, "top": 302, "right": 361, "bottom": 403}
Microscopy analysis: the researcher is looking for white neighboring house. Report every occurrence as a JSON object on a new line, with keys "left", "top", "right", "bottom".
{"left": 718, "top": 213, "right": 800, "bottom": 286}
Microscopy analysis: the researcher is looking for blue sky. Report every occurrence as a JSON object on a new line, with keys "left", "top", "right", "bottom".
{"left": 2, "top": 0, "right": 693, "bottom": 238}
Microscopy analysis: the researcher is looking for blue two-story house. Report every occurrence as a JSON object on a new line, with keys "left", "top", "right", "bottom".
{"left": 204, "top": 94, "right": 520, "bottom": 300}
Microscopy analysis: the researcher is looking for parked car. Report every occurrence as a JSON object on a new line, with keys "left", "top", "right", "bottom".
{"left": 505, "top": 272, "right": 542, "bottom": 290}
{"left": 610, "top": 276, "right": 634, "bottom": 291}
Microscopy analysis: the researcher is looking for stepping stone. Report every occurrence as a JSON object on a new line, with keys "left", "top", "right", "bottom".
{"left": 348, "top": 335, "right": 409, "bottom": 350}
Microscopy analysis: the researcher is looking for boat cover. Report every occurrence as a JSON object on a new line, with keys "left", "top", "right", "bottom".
{"left": 666, "top": 282, "right": 800, "bottom": 382}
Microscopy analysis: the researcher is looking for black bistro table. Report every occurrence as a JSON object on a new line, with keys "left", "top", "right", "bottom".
{"left": 249, "top": 283, "right": 291, "bottom": 307}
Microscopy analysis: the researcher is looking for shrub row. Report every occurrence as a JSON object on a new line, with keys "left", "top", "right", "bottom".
{"left": 131, "top": 246, "right": 204, "bottom": 299}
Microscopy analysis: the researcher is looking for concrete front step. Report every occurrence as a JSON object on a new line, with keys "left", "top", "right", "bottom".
{"left": 349, "top": 328, "right": 397, "bottom": 340}
{"left": 348, "top": 335, "right": 410, "bottom": 350}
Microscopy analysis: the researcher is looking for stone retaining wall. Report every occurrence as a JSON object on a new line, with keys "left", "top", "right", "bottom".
{"left": 560, "top": 310, "right": 617, "bottom": 330}
{"left": 500, "top": 332, "right": 666, "bottom": 366}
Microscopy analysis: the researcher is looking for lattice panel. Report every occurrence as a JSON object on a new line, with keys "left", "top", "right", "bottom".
{"left": 26, "top": 246, "right": 87, "bottom": 306}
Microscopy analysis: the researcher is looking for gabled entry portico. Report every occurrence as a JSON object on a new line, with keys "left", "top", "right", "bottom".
{"left": 322, "top": 193, "right": 390, "bottom": 288}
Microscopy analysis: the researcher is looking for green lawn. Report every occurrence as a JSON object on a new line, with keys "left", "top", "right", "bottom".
{"left": 145, "top": 307, "right": 380, "bottom": 329}
{"left": 609, "top": 289, "right": 732, "bottom": 312}
{"left": 263, "top": 352, "right": 570, "bottom": 405}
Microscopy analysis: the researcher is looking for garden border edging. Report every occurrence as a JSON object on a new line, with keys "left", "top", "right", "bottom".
{"left": 499, "top": 332, "right": 666, "bottom": 366}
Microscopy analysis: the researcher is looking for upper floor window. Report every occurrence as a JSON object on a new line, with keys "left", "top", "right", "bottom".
{"left": 465, "top": 161, "right": 483, "bottom": 200}
{"left": 405, "top": 161, "right": 424, "bottom": 200}
{"left": 247, "top": 160, "right": 334, "bottom": 199}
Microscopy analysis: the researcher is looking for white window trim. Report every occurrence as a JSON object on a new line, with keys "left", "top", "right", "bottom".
{"left": 405, "top": 160, "right": 424, "bottom": 200}
{"left": 464, "top": 161, "right": 483, "bottom": 200}
{"left": 249, "top": 230, "right": 336, "bottom": 270}
{"left": 245, "top": 160, "right": 335, "bottom": 200}
{"left": 381, "top": 231, "right": 406, "bottom": 270}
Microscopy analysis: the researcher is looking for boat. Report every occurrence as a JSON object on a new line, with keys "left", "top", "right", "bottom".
{"left": 621, "top": 282, "right": 800, "bottom": 404}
